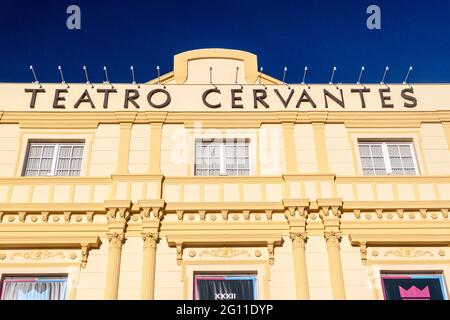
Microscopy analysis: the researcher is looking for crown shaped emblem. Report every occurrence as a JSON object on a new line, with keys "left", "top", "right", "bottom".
{"left": 399, "top": 285, "right": 430, "bottom": 300}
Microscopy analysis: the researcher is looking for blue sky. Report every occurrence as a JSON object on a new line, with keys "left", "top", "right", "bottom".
{"left": 0, "top": 0, "right": 449, "bottom": 84}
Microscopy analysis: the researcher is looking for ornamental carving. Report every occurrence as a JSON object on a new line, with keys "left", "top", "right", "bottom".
{"left": 290, "top": 232, "right": 308, "bottom": 248}
{"left": 107, "top": 232, "right": 125, "bottom": 248}
{"left": 10, "top": 250, "right": 65, "bottom": 261}
{"left": 384, "top": 248, "right": 434, "bottom": 258}
{"left": 319, "top": 206, "right": 341, "bottom": 219}
{"left": 199, "top": 248, "right": 251, "bottom": 259}
{"left": 324, "top": 231, "right": 342, "bottom": 247}
{"left": 142, "top": 233, "right": 159, "bottom": 248}
{"left": 106, "top": 207, "right": 130, "bottom": 223}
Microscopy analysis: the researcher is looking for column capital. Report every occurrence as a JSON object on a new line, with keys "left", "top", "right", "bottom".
{"left": 142, "top": 232, "right": 159, "bottom": 248}
{"left": 324, "top": 231, "right": 342, "bottom": 248}
{"left": 107, "top": 232, "right": 125, "bottom": 248}
{"left": 290, "top": 232, "right": 308, "bottom": 248}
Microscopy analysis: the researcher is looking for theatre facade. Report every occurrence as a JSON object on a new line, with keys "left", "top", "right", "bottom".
{"left": 1, "top": 48, "right": 450, "bottom": 300}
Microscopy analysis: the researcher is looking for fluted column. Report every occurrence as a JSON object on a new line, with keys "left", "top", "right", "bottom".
{"left": 290, "top": 232, "right": 309, "bottom": 299}
{"left": 104, "top": 232, "right": 125, "bottom": 300}
{"left": 318, "top": 199, "right": 345, "bottom": 300}
{"left": 324, "top": 231, "right": 346, "bottom": 300}
{"left": 103, "top": 201, "right": 131, "bottom": 300}
{"left": 141, "top": 232, "right": 158, "bottom": 300}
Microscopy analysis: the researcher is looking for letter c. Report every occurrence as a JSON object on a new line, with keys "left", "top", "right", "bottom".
{"left": 202, "top": 88, "right": 221, "bottom": 108}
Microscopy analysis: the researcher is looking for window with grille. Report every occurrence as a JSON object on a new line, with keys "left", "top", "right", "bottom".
{"left": 194, "top": 139, "right": 251, "bottom": 176}
{"left": 358, "top": 141, "right": 418, "bottom": 176}
{"left": 23, "top": 142, "right": 84, "bottom": 176}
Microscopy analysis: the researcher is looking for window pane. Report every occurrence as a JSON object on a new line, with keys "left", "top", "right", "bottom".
{"left": 359, "top": 143, "right": 386, "bottom": 175}
{"left": 28, "top": 145, "right": 43, "bottom": 158}
{"left": 56, "top": 144, "right": 83, "bottom": 176}
{"left": 358, "top": 145, "right": 370, "bottom": 157}
{"left": 370, "top": 145, "right": 383, "bottom": 157}
{"left": 387, "top": 143, "right": 417, "bottom": 176}
{"left": 399, "top": 145, "right": 412, "bottom": 156}
{"left": 387, "top": 145, "right": 399, "bottom": 156}
{"left": 195, "top": 140, "right": 250, "bottom": 176}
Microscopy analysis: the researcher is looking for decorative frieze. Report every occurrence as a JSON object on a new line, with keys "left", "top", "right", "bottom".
{"left": 199, "top": 248, "right": 251, "bottom": 259}
{"left": 385, "top": 247, "right": 433, "bottom": 258}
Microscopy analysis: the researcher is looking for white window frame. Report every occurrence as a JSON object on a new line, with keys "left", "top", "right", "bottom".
{"left": 23, "top": 142, "right": 85, "bottom": 177}
{"left": 194, "top": 139, "right": 252, "bottom": 176}
{"left": 358, "top": 141, "right": 419, "bottom": 176}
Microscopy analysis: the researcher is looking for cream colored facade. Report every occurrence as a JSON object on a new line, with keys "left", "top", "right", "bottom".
{"left": 1, "top": 48, "right": 450, "bottom": 300}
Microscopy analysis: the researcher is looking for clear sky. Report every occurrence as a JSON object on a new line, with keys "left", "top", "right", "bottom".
{"left": 1, "top": 0, "right": 449, "bottom": 84}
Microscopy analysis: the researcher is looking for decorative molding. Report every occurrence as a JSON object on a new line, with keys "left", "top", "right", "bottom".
{"left": 199, "top": 248, "right": 251, "bottom": 259}
{"left": 105, "top": 200, "right": 132, "bottom": 223}
{"left": 267, "top": 242, "right": 275, "bottom": 265}
{"left": 41, "top": 211, "right": 49, "bottom": 223}
{"left": 384, "top": 247, "right": 434, "bottom": 258}
{"left": 64, "top": 211, "right": 72, "bottom": 223}
{"left": 360, "top": 243, "right": 367, "bottom": 265}
{"left": 86, "top": 211, "right": 94, "bottom": 223}
{"left": 10, "top": 250, "right": 65, "bottom": 261}
{"left": 176, "top": 243, "right": 183, "bottom": 265}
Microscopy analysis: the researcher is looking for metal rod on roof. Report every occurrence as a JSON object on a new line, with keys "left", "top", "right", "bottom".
{"left": 329, "top": 66, "right": 337, "bottom": 84}
{"left": 58, "top": 65, "right": 69, "bottom": 88}
{"left": 82, "top": 65, "right": 94, "bottom": 88}
{"left": 29, "top": 65, "right": 41, "bottom": 87}
{"left": 380, "top": 66, "right": 389, "bottom": 84}
{"left": 357, "top": 66, "right": 365, "bottom": 84}
{"left": 130, "top": 66, "right": 140, "bottom": 88}
{"left": 301, "top": 66, "right": 308, "bottom": 85}
{"left": 403, "top": 66, "right": 413, "bottom": 84}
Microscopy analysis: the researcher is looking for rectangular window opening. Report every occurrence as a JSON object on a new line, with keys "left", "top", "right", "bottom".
{"left": 358, "top": 140, "right": 419, "bottom": 176}
{"left": 0, "top": 275, "right": 68, "bottom": 300}
{"left": 23, "top": 141, "right": 85, "bottom": 177}
{"left": 194, "top": 139, "right": 251, "bottom": 176}
{"left": 380, "top": 271, "right": 448, "bottom": 300}
{"left": 193, "top": 272, "right": 257, "bottom": 300}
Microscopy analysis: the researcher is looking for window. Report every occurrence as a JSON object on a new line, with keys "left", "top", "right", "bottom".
{"left": 194, "top": 273, "right": 257, "bottom": 300}
{"left": 381, "top": 273, "right": 448, "bottom": 300}
{"left": 195, "top": 139, "right": 250, "bottom": 176}
{"left": 23, "top": 142, "right": 84, "bottom": 176}
{"left": 0, "top": 276, "right": 67, "bottom": 300}
{"left": 358, "top": 141, "right": 418, "bottom": 175}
